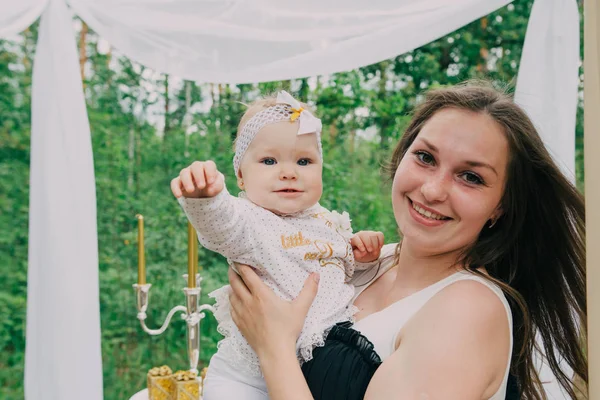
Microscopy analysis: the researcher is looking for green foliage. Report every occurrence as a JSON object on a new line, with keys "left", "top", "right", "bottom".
{"left": 0, "top": 1, "right": 585, "bottom": 398}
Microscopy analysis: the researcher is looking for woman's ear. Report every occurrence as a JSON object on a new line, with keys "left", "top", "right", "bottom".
{"left": 489, "top": 206, "right": 504, "bottom": 227}
{"left": 493, "top": 206, "right": 504, "bottom": 221}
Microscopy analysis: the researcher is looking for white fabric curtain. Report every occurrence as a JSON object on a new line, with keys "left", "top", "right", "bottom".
{"left": 0, "top": 0, "right": 48, "bottom": 37}
{"left": 2, "top": 0, "right": 104, "bottom": 400}
{"left": 0, "top": 0, "right": 579, "bottom": 399}
{"left": 515, "top": 0, "right": 580, "bottom": 180}
{"left": 69, "top": 0, "right": 511, "bottom": 83}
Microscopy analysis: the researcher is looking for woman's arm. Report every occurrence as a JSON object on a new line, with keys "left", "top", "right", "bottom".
{"left": 228, "top": 265, "right": 319, "bottom": 400}
{"left": 365, "top": 280, "right": 511, "bottom": 400}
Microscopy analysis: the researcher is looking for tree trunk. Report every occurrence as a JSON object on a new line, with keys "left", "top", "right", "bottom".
{"left": 106, "top": 47, "right": 112, "bottom": 69}
{"left": 184, "top": 81, "right": 192, "bottom": 157}
{"left": 210, "top": 83, "right": 216, "bottom": 109}
{"left": 164, "top": 74, "right": 170, "bottom": 135}
{"left": 477, "top": 17, "right": 489, "bottom": 73}
{"left": 348, "top": 129, "right": 356, "bottom": 154}
{"left": 128, "top": 126, "right": 135, "bottom": 191}
{"left": 135, "top": 127, "right": 142, "bottom": 195}
{"left": 22, "top": 27, "right": 31, "bottom": 71}
{"left": 378, "top": 61, "right": 390, "bottom": 150}
{"left": 328, "top": 124, "right": 338, "bottom": 143}
{"left": 79, "top": 22, "right": 88, "bottom": 85}
{"left": 299, "top": 78, "right": 310, "bottom": 99}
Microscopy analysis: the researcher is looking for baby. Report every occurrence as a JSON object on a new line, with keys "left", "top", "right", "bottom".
{"left": 171, "top": 91, "right": 384, "bottom": 400}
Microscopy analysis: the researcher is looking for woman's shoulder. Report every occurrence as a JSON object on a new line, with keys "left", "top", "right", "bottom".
{"left": 431, "top": 277, "right": 509, "bottom": 321}
{"left": 381, "top": 278, "right": 512, "bottom": 399}
{"left": 443, "top": 271, "right": 512, "bottom": 320}
{"left": 403, "top": 275, "right": 512, "bottom": 359}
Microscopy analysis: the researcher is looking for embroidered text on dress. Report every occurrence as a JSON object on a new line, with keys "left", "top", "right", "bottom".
{"left": 281, "top": 231, "right": 312, "bottom": 249}
{"left": 304, "top": 240, "right": 334, "bottom": 260}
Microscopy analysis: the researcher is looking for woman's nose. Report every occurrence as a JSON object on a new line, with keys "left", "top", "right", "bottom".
{"left": 420, "top": 174, "right": 449, "bottom": 203}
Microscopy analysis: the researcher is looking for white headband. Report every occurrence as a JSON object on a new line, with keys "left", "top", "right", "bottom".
{"left": 233, "top": 90, "right": 323, "bottom": 177}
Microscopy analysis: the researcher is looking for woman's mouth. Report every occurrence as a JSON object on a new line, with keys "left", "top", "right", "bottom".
{"left": 409, "top": 199, "right": 451, "bottom": 222}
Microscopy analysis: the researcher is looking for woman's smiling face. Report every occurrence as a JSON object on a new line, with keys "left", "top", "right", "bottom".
{"left": 392, "top": 108, "right": 509, "bottom": 256}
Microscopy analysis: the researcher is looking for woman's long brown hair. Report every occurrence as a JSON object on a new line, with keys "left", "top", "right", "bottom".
{"left": 386, "top": 81, "right": 587, "bottom": 399}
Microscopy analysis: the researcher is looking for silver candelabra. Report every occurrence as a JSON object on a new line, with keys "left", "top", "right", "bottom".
{"left": 134, "top": 216, "right": 214, "bottom": 375}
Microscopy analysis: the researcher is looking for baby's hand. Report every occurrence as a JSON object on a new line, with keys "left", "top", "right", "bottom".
{"left": 171, "top": 160, "right": 224, "bottom": 198}
{"left": 351, "top": 231, "right": 384, "bottom": 263}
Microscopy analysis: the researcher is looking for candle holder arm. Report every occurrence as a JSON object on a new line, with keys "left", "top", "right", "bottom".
{"left": 139, "top": 305, "right": 188, "bottom": 336}
{"left": 134, "top": 283, "right": 189, "bottom": 336}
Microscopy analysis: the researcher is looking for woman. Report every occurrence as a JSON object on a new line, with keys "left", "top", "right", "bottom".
{"left": 227, "top": 82, "right": 587, "bottom": 399}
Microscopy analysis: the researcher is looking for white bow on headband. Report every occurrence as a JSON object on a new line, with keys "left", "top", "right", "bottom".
{"left": 276, "top": 90, "right": 323, "bottom": 135}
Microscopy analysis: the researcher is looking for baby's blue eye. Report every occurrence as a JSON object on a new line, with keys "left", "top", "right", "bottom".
{"left": 297, "top": 158, "right": 311, "bottom": 166}
{"left": 261, "top": 158, "right": 276, "bottom": 165}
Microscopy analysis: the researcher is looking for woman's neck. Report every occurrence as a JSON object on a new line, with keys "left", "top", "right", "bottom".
{"left": 392, "top": 240, "right": 464, "bottom": 291}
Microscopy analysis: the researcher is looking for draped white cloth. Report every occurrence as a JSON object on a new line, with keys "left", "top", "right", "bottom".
{"left": 0, "top": 0, "right": 579, "bottom": 399}
{"left": 70, "top": 0, "right": 511, "bottom": 83}
{"left": 515, "top": 0, "right": 580, "bottom": 180}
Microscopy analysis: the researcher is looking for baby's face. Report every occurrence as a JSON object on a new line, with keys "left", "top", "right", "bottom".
{"left": 238, "top": 121, "right": 323, "bottom": 215}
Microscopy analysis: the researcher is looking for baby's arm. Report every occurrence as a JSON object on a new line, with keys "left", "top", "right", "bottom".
{"left": 171, "top": 160, "right": 256, "bottom": 259}
{"left": 351, "top": 231, "right": 385, "bottom": 264}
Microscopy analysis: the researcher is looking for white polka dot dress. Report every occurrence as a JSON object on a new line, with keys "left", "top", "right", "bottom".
{"left": 178, "top": 186, "right": 359, "bottom": 377}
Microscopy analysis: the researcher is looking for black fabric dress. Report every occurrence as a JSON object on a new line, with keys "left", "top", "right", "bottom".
{"left": 301, "top": 322, "right": 521, "bottom": 400}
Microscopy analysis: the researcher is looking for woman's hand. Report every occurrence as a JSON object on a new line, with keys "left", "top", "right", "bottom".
{"left": 228, "top": 264, "right": 320, "bottom": 360}
{"left": 229, "top": 265, "right": 319, "bottom": 399}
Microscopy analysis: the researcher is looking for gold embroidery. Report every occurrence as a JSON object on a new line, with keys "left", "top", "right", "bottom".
{"left": 303, "top": 240, "right": 333, "bottom": 261}
{"left": 311, "top": 212, "right": 333, "bottom": 228}
{"left": 304, "top": 214, "right": 355, "bottom": 279}
{"left": 320, "top": 258, "right": 352, "bottom": 278}
{"left": 281, "top": 231, "right": 312, "bottom": 249}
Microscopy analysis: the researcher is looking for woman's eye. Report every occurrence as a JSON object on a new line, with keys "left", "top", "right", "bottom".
{"left": 297, "top": 158, "right": 311, "bottom": 166}
{"left": 261, "top": 158, "right": 276, "bottom": 165}
{"left": 415, "top": 151, "right": 435, "bottom": 165}
{"left": 462, "top": 172, "right": 484, "bottom": 185}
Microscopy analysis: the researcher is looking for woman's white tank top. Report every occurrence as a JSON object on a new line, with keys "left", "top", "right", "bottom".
{"left": 351, "top": 245, "right": 513, "bottom": 400}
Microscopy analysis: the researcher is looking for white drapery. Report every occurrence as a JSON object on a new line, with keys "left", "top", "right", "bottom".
{"left": 0, "top": 0, "right": 579, "bottom": 399}
{"left": 515, "top": 0, "right": 579, "bottom": 179}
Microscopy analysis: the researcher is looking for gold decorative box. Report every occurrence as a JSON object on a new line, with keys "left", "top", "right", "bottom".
{"left": 147, "top": 366, "right": 174, "bottom": 400}
{"left": 172, "top": 370, "right": 200, "bottom": 400}
{"left": 146, "top": 365, "right": 208, "bottom": 399}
